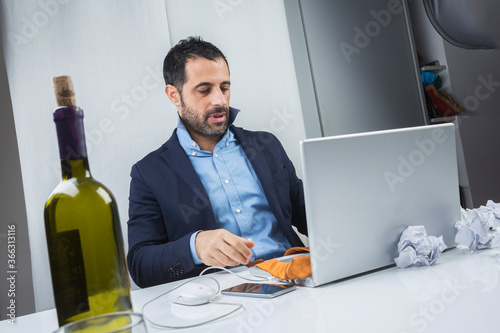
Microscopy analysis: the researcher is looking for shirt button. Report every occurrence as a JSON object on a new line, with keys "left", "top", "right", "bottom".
{"left": 226, "top": 143, "right": 229, "bottom": 147}
{"left": 191, "top": 152, "right": 196, "bottom": 156}
{"left": 236, "top": 208, "right": 241, "bottom": 214}
{"left": 192, "top": 142, "right": 197, "bottom": 147}
{"left": 225, "top": 179, "right": 229, "bottom": 184}
{"left": 215, "top": 153, "right": 219, "bottom": 158}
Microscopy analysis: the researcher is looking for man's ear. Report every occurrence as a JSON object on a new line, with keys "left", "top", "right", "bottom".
{"left": 165, "top": 84, "right": 181, "bottom": 107}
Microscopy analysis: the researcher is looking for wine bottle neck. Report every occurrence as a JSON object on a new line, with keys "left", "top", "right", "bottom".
{"left": 54, "top": 106, "right": 92, "bottom": 180}
{"left": 61, "top": 158, "right": 92, "bottom": 180}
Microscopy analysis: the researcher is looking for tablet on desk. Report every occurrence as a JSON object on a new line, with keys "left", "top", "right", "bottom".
{"left": 221, "top": 283, "right": 296, "bottom": 298}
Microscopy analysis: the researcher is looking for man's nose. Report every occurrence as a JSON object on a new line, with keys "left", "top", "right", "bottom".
{"left": 210, "top": 88, "right": 227, "bottom": 107}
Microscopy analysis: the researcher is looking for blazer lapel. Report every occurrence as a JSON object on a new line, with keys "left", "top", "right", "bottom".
{"left": 160, "top": 131, "right": 215, "bottom": 228}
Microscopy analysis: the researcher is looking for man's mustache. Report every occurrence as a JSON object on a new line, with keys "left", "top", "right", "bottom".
{"left": 204, "top": 107, "right": 229, "bottom": 120}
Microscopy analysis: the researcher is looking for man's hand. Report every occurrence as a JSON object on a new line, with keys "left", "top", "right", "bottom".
{"left": 195, "top": 229, "right": 255, "bottom": 267}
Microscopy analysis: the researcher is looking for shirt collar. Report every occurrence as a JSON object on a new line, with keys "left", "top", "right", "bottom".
{"left": 176, "top": 107, "right": 240, "bottom": 154}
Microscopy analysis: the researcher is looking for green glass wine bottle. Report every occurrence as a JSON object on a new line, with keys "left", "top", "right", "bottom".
{"left": 44, "top": 76, "right": 132, "bottom": 326}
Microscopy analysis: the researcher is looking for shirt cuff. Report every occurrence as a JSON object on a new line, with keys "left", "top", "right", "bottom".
{"left": 189, "top": 231, "right": 203, "bottom": 265}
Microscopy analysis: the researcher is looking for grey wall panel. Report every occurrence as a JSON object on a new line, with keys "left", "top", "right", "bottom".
{"left": 1, "top": 0, "right": 172, "bottom": 311}
{"left": 284, "top": 0, "right": 323, "bottom": 139}
{"left": 0, "top": 20, "right": 35, "bottom": 319}
{"left": 295, "top": 0, "right": 427, "bottom": 136}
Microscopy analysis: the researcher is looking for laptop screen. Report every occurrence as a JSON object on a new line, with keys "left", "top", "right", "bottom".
{"left": 300, "top": 124, "right": 461, "bottom": 287}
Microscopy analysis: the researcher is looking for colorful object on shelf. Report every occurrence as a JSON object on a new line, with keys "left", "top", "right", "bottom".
{"left": 425, "top": 84, "right": 464, "bottom": 117}
{"left": 421, "top": 70, "right": 437, "bottom": 86}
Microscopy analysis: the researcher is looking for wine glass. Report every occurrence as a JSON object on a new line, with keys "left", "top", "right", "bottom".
{"left": 53, "top": 312, "right": 147, "bottom": 333}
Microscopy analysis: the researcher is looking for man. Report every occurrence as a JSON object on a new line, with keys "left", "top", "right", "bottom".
{"left": 127, "top": 36, "right": 307, "bottom": 288}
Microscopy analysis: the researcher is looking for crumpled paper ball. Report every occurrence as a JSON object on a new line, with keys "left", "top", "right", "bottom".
{"left": 454, "top": 200, "right": 500, "bottom": 251}
{"left": 395, "top": 226, "right": 447, "bottom": 269}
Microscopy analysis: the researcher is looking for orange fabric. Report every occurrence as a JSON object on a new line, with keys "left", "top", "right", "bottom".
{"left": 246, "top": 259, "right": 265, "bottom": 267}
{"left": 255, "top": 247, "right": 311, "bottom": 280}
{"left": 284, "top": 247, "right": 310, "bottom": 256}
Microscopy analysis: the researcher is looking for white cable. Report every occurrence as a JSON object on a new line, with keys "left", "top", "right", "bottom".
{"left": 144, "top": 300, "right": 242, "bottom": 329}
{"left": 199, "top": 266, "right": 274, "bottom": 282}
{"left": 141, "top": 274, "right": 243, "bottom": 329}
{"left": 142, "top": 266, "right": 276, "bottom": 329}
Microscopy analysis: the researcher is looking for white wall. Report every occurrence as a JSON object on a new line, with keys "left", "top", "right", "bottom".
{"left": 1, "top": 0, "right": 307, "bottom": 313}
{"left": 1, "top": 0, "right": 173, "bottom": 312}
{"left": 165, "top": 0, "right": 306, "bottom": 173}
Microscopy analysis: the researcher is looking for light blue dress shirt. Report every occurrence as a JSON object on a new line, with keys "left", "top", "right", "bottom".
{"left": 176, "top": 112, "right": 291, "bottom": 265}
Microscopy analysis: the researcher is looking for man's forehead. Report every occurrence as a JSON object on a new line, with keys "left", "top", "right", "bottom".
{"left": 184, "top": 57, "right": 230, "bottom": 85}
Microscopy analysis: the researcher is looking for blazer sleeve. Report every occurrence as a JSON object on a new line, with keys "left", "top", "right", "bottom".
{"left": 283, "top": 147, "right": 308, "bottom": 237}
{"left": 127, "top": 163, "right": 201, "bottom": 288}
{"left": 273, "top": 135, "right": 308, "bottom": 237}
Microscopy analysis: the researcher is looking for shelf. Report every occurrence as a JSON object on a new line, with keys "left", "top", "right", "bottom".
{"left": 430, "top": 116, "right": 456, "bottom": 124}
{"left": 421, "top": 65, "right": 447, "bottom": 73}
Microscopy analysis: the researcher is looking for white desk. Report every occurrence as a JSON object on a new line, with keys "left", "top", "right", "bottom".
{"left": 2, "top": 247, "right": 500, "bottom": 332}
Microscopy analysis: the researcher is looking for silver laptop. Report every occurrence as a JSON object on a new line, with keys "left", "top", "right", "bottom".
{"left": 297, "top": 123, "right": 461, "bottom": 287}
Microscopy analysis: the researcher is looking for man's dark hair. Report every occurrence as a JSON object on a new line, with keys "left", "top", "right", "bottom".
{"left": 163, "top": 36, "right": 229, "bottom": 92}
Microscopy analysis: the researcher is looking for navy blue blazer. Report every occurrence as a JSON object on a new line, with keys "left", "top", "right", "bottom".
{"left": 127, "top": 125, "right": 307, "bottom": 288}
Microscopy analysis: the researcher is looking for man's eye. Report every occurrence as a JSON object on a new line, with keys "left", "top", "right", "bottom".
{"left": 198, "top": 89, "right": 209, "bottom": 94}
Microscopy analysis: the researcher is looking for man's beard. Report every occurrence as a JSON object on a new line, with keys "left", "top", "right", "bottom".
{"left": 180, "top": 100, "right": 230, "bottom": 138}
